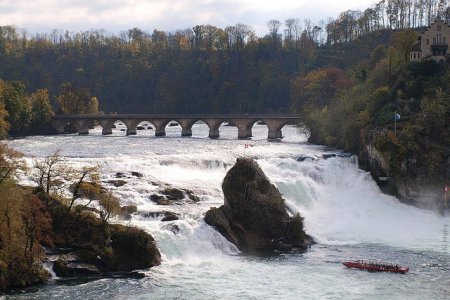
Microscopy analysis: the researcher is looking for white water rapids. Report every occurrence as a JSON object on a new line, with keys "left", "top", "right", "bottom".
{"left": 6, "top": 123, "right": 450, "bottom": 299}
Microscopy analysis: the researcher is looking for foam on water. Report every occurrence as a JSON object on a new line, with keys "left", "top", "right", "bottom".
{"left": 259, "top": 157, "right": 449, "bottom": 252}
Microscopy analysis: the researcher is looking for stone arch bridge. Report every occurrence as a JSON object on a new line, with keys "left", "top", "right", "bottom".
{"left": 52, "top": 114, "right": 302, "bottom": 139}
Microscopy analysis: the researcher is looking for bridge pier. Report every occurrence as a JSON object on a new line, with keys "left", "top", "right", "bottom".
{"left": 75, "top": 120, "right": 91, "bottom": 135}
{"left": 266, "top": 119, "right": 288, "bottom": 140}
{"left": 204, "top": 119, "right": 222, "bottom": 139}
{"left": 52, "top": 120, "right": 67, "bottom": 134}
{"left": 123, "top": 120, "right": 141, "bottom": 136}
{"left": 100, "top": 120, "right": 115, "bottom": 135}
{"left": 178, "top": 119, "right": 196, "bottom": 137}
{"left": 152, "top": 120, "right": 169, "bottom": 137}
{"left": 234, "top": 119, "right": 257, "bottom": 139}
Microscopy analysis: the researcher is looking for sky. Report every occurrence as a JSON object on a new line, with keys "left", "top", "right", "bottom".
{"left": 0, "top": 0, "right": 376, "bottom": 36}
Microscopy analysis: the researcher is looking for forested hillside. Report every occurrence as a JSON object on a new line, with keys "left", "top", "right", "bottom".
{"left": 0, "top": 0, "right": 447, "bottom": 117}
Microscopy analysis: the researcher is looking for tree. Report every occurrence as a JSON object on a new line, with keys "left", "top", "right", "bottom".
{"left": 392, "top": 29, "right": 419, "bottom": 65}
{"left": 22, "top": 195, "right": 52, "bottom": 257}
{"left": 33, "top": 150, "right": 66, "bottom": 195}
{"left": 291, "top": 67, "right": 353, "bottom": 109}
{"left": 0, "top": 144, "right": 24, "bottom": 185}
{"left": 29, "top": 89, "right": 54, "bottom": 134}
{"left": 0, "top": 100, "right": 9, "bottom": 139}
{"left": 68, "top": 166, "right": 100, "bottom": 212}
{"left": 267, "top": 19, "right": 282, "bottom": 49}
{"left": 419, "top": 89, "right": 450, "bottom": 142}
{"left": 56, "top": 84, "right": 99, "bottom": 115}
{"left": 86, "top": 97, "right": 99, "bottom": 115}
{"left": 0, "top": 81, "right": 31, "bottom": 135}
{"left": 98, "top": 192, "right": 121, "bottom": 225}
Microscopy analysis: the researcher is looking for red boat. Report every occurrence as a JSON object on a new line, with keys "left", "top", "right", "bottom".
{"left": 343, "top": 260, "right": 409, "bottom": 274}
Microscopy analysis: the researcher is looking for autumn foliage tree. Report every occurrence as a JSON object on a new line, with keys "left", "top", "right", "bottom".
{"left": 0, "top": 80, "right": 31, "bottom": 135}
{"left": 0, "top": 145, "right": 50, "bottom": 290}
{"left": 29, "top": 89, "right": 54, "bottom": 134}
{"left": 291, "top": 67, "right": 353, "bottom": 110}
{"left": 0, "top": 94, "right": 9, "bottom": 139}
{"left": 57, "top": 83, "right": 99, "bottom": 115}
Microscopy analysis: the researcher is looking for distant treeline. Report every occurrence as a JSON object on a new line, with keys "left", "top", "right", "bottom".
{"left": 0, "top": 1, "right": 448, "bottom": 116}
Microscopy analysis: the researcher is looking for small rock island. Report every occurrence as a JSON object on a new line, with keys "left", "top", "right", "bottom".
{"left": 205, "top": 157, "right": 313, "bottom": 252}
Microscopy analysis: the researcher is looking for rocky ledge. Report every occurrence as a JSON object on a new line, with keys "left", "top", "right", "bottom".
{"left": 205, "top": 158, "right": 313, "bottom": 252}
{"left": 38, "top": 193, "right": 161, "bottom": 279}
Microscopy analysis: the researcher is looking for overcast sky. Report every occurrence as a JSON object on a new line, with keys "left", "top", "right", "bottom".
{"left": 0, "top": 0, "right": 376, "bottom": 36}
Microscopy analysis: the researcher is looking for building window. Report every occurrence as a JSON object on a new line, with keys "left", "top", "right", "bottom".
{"left": 427, "top": 39, "right": 429, "bottom": 45}
{"left": 437, "top": 25, "right": 442, "bottom": 31}
{"left": 444, "top": 37, "right": 447, "bottom": 44}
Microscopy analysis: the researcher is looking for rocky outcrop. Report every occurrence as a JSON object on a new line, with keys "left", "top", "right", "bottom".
{"left": 53, "top": 258, "right": 101, "bottom": 277}
{"left": 359, "top": 131, "right": 448, "bottom": 209}
{"left": 205, "top": 158, "right": 313, "bottom": 252}
{"left": 119, "top": 205, "right": 138, "bottom": 220}
{"left": 150, "top": 187, "right": 201, "bottom": 205}
{"left": 108, "top": 179, "right": 127, "bottom": 187}
{"left": 105, "top": 226, "right": 161, "bottom": 271}
{"left": 137, "top": 210, "right": 180, "bottom": 222}
{"left": 44, "top": 197, "right": 161, "bottom": 277}
{"left": 161, "top": 211, "right": 179, "bottom": 222}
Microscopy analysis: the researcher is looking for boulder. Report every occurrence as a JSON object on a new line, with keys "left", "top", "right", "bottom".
{"left": 53, "top": 258, "right": 101, "bottom": 277}
{"left": 205, "top": 158, "right": 313, "bottom": 252}
{"left": 121, "top": 205, "right": 138, "bottom": 215}
{"left": 186, "top": 190, "right": 200, "bottom": 202}
{"left": 151, "top": 187, "right": 200, "bottom": 205}
{"left": 150, "top": 194, "right": 170, "bottom": 205}
{"left": 131, "top": 172, "right": 144, "bottom": 178}
{"left": 163, "top": 187, "right": 184, "bottom": 200}
{"left": 106, "top": 226, "right": 161, "bottom": 271}
{"left": 119, "top": 205, "right": 138, "bottom": 220}
{"left": 161, "top": 211, "right": 179, "bottom": 222}
{"left": 108, "top": 180, "right": 127, "bottom": 187}
{"left": 161, "top": 223, "right": 180, "bottom": 234}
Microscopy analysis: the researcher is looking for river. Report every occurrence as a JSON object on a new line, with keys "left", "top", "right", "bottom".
{"left": 5, "top": 123, "right": 450, "bottom": 299}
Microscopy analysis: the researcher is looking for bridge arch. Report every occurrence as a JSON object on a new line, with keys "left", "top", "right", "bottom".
{"left": 262, "top": 118, "right": 288, "bottom": 139}
{"left": 202, "top": 118, "right": 226, "bottom": 139}
{"left": 189, "top": 120, "right": 209, "bottom": 138}
{"left": 231, "top": 118, "right": 259, "bottom": 139}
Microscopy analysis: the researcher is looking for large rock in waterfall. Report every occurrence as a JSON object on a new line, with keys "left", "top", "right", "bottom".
{"left": 205, "top": 158, "right": 313, "bottom": 252}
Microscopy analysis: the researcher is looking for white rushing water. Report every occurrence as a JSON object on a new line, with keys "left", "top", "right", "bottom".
{"left": 6, "top": 123, "right": 450, "bottom": 299}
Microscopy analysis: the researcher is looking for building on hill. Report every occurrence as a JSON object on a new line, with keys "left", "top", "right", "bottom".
{"left": 410, "top": 19, "right": 450, "bottom": 62}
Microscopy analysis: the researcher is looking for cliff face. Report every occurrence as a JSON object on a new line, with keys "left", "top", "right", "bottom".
{"left": 359, "top": 132, "right": 448, "bottom": 210}
{"left": 205, "top": 158, "right": 313, "bottom": 252}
